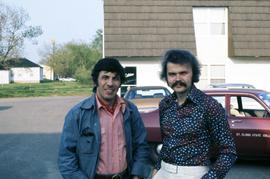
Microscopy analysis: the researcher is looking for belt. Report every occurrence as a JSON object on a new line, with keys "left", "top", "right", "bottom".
{"left": 94, "top": 169, "right": 127, "bottom": 179}
{"left": 161, "top": 161, "right": 209, "bottom": 174}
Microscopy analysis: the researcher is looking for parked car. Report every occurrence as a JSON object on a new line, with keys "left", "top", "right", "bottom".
{"left": 58, "top": 77, "right": 76, "bottom": 82}
{"left": 124, "top": 86, "right": 171, "bottom": 113}
{"left": 140, "top": 88, "right": 270, "bottom": 162}
{"left": 209, "top": 83, "right": 255, "bottom": 89}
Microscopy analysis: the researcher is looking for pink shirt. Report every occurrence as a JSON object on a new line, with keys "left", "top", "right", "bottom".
{"left": 96, "top": 95, "right": 127, "bottom": 174}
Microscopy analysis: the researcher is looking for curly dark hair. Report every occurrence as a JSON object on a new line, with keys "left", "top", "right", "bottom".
{"left": 160, "top": 49, "right": 201, "bottom": 83}
{"left": 91, "top": 57, "right": 125, "bottom": 92}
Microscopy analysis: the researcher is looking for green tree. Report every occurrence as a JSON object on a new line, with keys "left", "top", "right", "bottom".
{"left": 91, "top": 29, "right": 103, "bottom": 52}
{"left": 43, "top": 30, "right": 102, "bottom": 83}
{"left": 0, "top": 3, "right": 42, "bottom": 64}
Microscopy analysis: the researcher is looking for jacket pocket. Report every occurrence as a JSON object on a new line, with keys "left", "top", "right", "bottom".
{"left": 78, "top": 134, "right": 95, "bottom": 154}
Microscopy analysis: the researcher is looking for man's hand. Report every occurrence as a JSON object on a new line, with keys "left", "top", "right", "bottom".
{"left": 152, "top": 169, "right": 158, "bottom": 177}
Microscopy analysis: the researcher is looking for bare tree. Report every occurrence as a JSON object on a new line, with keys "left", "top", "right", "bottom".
{"left": 91, "top": 29, "right": 103, "bottom": 52}
{"left": 0, "top": 3, "right": 42, "bottom": 63}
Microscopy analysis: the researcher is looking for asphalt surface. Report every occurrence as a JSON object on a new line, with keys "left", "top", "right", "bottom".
{"left": 0, "top": 96, "right": 270, "bottom": 179}
{"left": 0, "top": 96, "right": 86, "bottom": 179}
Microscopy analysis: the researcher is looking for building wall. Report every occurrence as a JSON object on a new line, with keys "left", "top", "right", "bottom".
{"left": 229, "top": 2, "right": 270, "bottom": 57}
{"left": 104, "top": 0, "right": 270, "bottom": 57}
{"left": 226, "top": 58, "right": 270, "bottom": 92}
{"left": 104, "top": 0, "right": 196, "bottom": 56}
{"left": 104, "top": 0, "right": 270, "bottom": 91}
{"left": 121, "top": 59, "right": 166, "bottom": 86}
{"left": 10, "top": 67, "right": 42, "bottom": 83}
{"left": 41, "top": 65, "right": 54, "bottom": 80}
{"left": 0, "top": 70, "right": 10, "bottom": 84}
{"left": 119, "top": 59, "right": 170, "bottom": 95}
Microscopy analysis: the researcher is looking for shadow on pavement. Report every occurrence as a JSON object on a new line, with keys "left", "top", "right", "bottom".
{"left": 0, "top": 106, "right": 12, "bottom": 111}
{"left": 0, "top": 133, "right": 62, "bottom": 179}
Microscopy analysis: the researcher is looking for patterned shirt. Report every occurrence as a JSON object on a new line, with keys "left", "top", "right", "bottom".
{"left": 156, "top": 85, "right": 237, "bottom": 179}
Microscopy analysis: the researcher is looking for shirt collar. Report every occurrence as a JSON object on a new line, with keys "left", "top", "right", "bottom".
{"left": 171, "top": 85, "right": 202, "bottom": 105}
{"left": 96, "top": 94, "right": 126, "bottom": 114}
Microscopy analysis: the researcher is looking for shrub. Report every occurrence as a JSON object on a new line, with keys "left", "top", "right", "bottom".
{"left": 75, "top": 67, "right": 91, "bottom": 84}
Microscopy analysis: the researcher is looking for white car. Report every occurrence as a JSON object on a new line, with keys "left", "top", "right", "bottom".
{"left": 58, "top": 77, "right": 76, "bottom": 82}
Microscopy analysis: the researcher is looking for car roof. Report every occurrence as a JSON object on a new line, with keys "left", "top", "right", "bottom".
{"left": 204, "top": 88, "right": 268, "bottom": 95}
{"left": 129, "top": 86, "right": 168, "bottom": 90}
{"left": 209, "top": 83, "right": 255, "bottom": 89}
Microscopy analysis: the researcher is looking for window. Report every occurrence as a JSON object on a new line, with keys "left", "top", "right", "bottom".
{"left": 192, "top": 7, "right": 228, "bottom": 88}
{"left": 121, "top": 66, "right": 137, "bottom": 97}
{"left": 230, "top": 96, "right": 269, "bottom": 118}
{"left": 193, "top": 7, "right": 227, "bottom": 36}
{"left": 210, "top": 64, "right": 225, "bottom": 84}
{"left": 259, "top": 92, "right": 270, "bottom": 107}
{"left": 242, "top": 97, "right": 264, "bottom": 110}
{"left": 210, "top": 65, "right": 225, "bottom": 78}
{"left": 124, "top": 67, "right": 136, "bottom": 85}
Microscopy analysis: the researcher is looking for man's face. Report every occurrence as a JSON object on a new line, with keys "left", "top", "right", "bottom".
{"left": 166, "top": 62, "right": 193, "bottom": 95}
{"left": 96, "top": 71, "right": 121, "bottom": 105}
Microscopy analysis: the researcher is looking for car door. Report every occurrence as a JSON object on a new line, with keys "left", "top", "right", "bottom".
{"left": 229, "top": 94, "right": 270, "bottom": 157}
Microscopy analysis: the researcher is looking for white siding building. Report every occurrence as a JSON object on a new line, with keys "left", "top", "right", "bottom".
{"left": 104, "top": 0, "right": 270, "bottom": 93}
{"left": 2, "top": 58, "right": 43, "bottom": 84}
{"left": 0, "top": 70, "right": 10, "bottom": 84}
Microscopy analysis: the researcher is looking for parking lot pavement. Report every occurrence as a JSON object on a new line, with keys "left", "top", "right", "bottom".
{"left": 0, "top": 96, "right": 86, "bottom": 179}
{"left": 1, "top": 96, "right": 270, "bottom": 179}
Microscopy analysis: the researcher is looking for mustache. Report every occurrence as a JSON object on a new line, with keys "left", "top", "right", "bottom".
{"left": 171, "top": 80, "right": 187, "bottom": 88}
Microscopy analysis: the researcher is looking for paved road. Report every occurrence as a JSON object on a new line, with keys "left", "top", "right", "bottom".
{"left": 0, "top": 96, "right": 86, "bottom": 179}
{"left": 0, "top": 96, "right": 270, "bottom": 179}
{"left": 226, "top": 159, "right": 270, "bottom": 179}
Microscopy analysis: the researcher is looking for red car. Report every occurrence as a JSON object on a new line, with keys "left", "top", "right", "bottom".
{"left": 140, "top": 88, "right": 270, "bottom": 162}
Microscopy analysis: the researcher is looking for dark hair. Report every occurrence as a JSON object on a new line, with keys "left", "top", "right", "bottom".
{"left": 160, "top": 49, "right": 201, "bottom": 83}
{"left": 91, "top": 57, "right": 125, "bottom": 92}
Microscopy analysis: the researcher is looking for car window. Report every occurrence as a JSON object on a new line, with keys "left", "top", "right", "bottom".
{"left": 259, "top": 92, "right": 270, "bottom": 107}
{"left": 136, "top": 89, "right": 166, "bottom": 98}
{"left": 230, "top": 96, "right": 245, "bottom": 117}
{"left": 212, "top": 96, "right": 225, "bottom": 108}
{"left": 242, "top": 97, "right": 264, "bottom": 110}
{"left": 230, "top": 95, "right": 269, "bottom": 118}
{"left": 125, "top": 87, "right": 170, "bottom": 100}
{"left": 230, "top": 96, "right": 239, "bottom": 109}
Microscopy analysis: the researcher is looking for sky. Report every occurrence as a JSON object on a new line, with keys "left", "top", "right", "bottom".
{"left": 1, "top": 0, "right": 103, "bottom": 63}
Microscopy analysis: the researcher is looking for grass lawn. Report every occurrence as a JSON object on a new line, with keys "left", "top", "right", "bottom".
{"left": 0, "top": 81, "right": 92, "bottom": 98}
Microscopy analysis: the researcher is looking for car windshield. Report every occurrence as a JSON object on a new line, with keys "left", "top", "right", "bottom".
{"left": 125, "top": 87, "right": 170, "bottom": 100}
{"left": 259, "top": 92, "right": 270, "bottom": 107}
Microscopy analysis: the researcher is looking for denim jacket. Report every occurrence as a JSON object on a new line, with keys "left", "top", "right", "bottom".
{"left": 58, "top": 95, "right": 151, "bottom": 179}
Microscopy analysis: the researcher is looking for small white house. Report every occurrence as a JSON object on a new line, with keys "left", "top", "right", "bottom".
{"left": 10, "top": 67, "right": 42, "bottom": 83}
{"left": 0, "top": 70, "right": 10, "bottom": 84}
{"left": 40, "top": 64, "right": 54, "bottom": 80}
{"left": 4, "top": 58, "right": 43, "bottom": 83}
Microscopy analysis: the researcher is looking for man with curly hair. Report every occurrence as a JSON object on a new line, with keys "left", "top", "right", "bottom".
{"left": 58, "top": 57, "right": 151, "bottom": 179}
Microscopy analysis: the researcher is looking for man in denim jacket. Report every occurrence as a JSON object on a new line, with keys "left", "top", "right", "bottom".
{"left": 58, "top": 58, "right": 151, "bottom": 179}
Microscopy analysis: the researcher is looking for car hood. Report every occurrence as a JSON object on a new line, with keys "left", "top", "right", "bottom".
{"left": 130, "top": 98, "right": 161, "bottom": 113}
